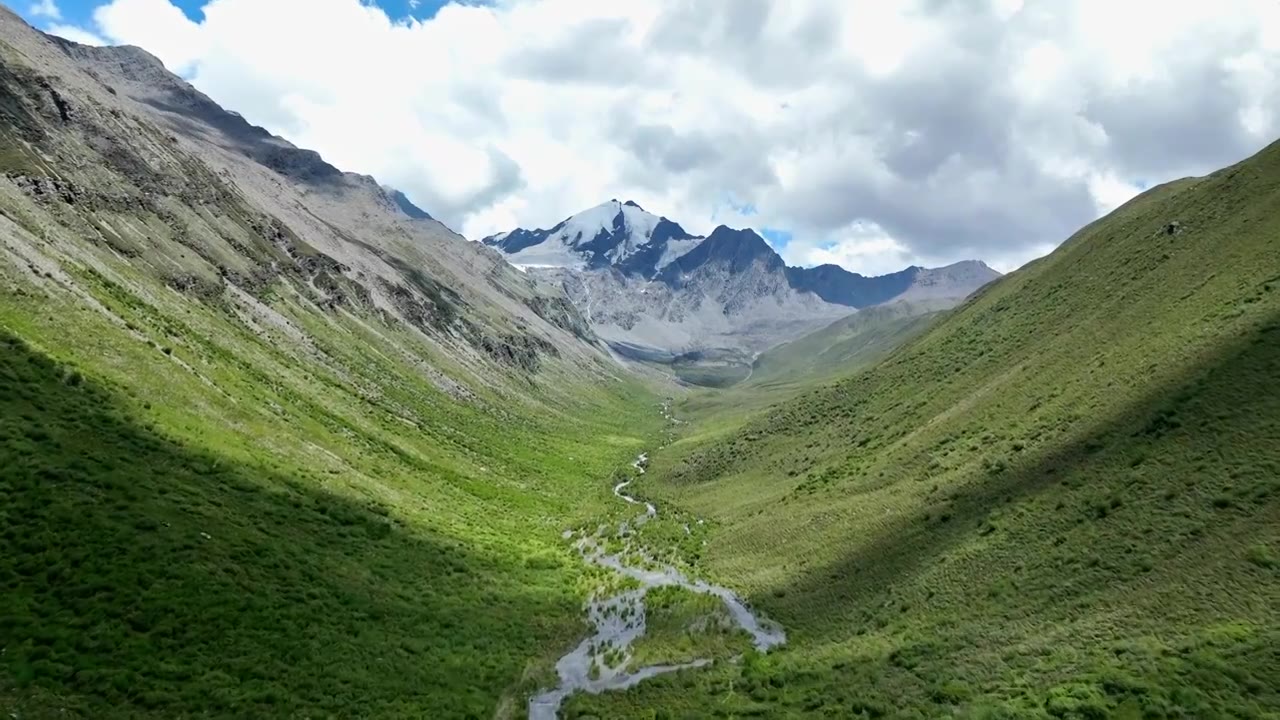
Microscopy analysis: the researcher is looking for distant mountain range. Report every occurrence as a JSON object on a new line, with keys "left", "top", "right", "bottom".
{"left": 482, "top": 200, "right": 1001, "bottom": 360}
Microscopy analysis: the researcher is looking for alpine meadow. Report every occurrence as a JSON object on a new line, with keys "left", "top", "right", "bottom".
{"left": 1, "top": 2, "right": 1278, "bottom": 719}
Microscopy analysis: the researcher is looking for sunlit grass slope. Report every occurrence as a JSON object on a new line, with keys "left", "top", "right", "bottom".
{"left": 0, "top": 239, "right": 662, "bottom": 718}
{"left": 668, "top": 301, "right": 947, "bottom": 478}
{"left": 574, "top": 140, "right": 1280, "bottom": 718}
{"left": 750, "top": 300, "right": 945, "bottom": 389}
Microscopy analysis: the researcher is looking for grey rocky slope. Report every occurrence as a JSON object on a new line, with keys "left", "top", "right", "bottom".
{"left": 483, "top": 201, "right": 1001, "bottom": 359}
{"left": 0, "top": 8, "right": 610, "bottom": 390}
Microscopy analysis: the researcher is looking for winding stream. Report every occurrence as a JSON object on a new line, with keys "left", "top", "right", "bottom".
{"left": 528, "top": 405, "right": 785, "bottom": 719}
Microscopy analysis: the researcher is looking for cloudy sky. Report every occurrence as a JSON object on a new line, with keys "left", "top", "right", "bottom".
{"left": 21, "top": 0, "right": 1280, "bottom": 274}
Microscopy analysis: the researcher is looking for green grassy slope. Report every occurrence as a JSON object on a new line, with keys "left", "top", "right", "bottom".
{"left": 668, "top": 303, "right": 947, "bottom": 469}
{"left": 0, "top": 246, "right": 663, "bottom": 719}
{"left": 0, "top": 15, "right": 666, "bottom": 718}
{"left": 749, "top": 301, "right": 945, "bottom": 389}
{"left": 575, "top": 140, "right": 1280, "bottom": 718}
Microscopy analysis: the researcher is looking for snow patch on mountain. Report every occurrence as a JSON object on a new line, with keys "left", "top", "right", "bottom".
{"left": 657, "top": 237, "right": 702, "bottom": 270}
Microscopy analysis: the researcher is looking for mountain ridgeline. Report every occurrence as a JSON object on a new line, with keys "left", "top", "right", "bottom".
{"left": 482, "top": 200, "right": 1000, "bottom": 375}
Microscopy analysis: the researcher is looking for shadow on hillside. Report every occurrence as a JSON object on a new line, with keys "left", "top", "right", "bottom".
{"left": 762, "top": 306, "right": 1280, "bottom": 638}
{"left": 0, "top": 332, "right": 558, "bottom": 718}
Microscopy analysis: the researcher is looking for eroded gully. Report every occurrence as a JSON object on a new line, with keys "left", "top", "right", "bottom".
{"left": 527, "top": 402, "right": 786, "bottom": 719}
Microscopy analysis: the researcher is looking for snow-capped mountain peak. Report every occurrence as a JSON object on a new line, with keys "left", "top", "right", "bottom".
{"left": 481, "top": 200, "right": 698, "bottom": 275}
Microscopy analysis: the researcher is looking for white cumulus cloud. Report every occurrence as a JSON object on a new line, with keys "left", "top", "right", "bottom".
{"left": 54, "top": 0, "right": 1280, "bottom": 274}
{"left": 28, "top": 0, "right": 60, "bottom": 20}
{"left": 45, "top": 24, "right": 108, "bottom": 45}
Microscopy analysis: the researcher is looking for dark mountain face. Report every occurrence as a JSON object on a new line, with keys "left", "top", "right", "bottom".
{"left": 615, "top": 218, "right": 699, "bottom": 276}
{"left": 387, "top": 189, "right": 433, "bottom": 220}
{"left": 486, "top": 227, "right": 545, "bottom": 254}
{"left": 574, "top": 210, "right": 631, "bottom": 269}
{"left": 657, "top": 226, "right": 784, "bottom": 285}
{"left": 785, "top": 264, "right": 921, "bottom": 308}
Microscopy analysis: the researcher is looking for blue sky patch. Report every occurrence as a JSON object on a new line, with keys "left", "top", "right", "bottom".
{"left": 760, "top": 228, "right": 792, "bottom": 249}
{"left": 23, "top": 0, "right": 201, "bottom": 27}
{"left": 21, "top": 0, "right": 464, "bottom": 33}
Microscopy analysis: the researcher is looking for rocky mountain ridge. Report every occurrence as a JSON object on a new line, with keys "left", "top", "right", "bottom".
{"left": 482, "top": 201, "right": 1001, "bottom": 359}
{"left": 0, "top": 15, "right": 608, "bottom": 390}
